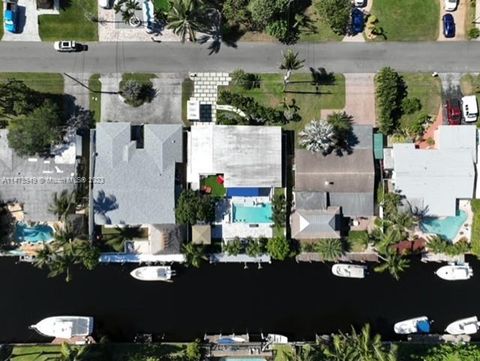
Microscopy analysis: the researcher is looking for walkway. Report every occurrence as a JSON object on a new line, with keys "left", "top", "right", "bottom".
{"left": 2, "top": 0, "right": 40, "bottom": 41}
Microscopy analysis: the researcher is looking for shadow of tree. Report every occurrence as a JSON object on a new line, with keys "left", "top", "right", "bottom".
{"left": 93, "top": 191, "right": 119, "bottom": 225}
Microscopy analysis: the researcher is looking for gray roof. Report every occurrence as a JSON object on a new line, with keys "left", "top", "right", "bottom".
{"left": 330, "top": 192, "right": 374, "bottom": 217}
{"left": 92, "top": 122, "right": 183, "bottom": 225}
{"left": 0, "top": 129, "right": 77, "bottom": 222}
{"left": 295, "top": 192, "right": 327, "bottom": 210}
{"left": 291, "top": 207, "right": 341, "bottom": 239}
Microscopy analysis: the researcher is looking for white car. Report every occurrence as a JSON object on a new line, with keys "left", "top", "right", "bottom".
{"left": 461, "top": 95, "right": 479, "bottom": 123}
{"left": 354, "top": 0, "right": 365, "bottom": 7}
{"left": 444, "top": 0, "right": 458, "bottom": 11}
{"left": 54, "top": 40, "right": 78, "bottom": 52}
{"left": 99, "top": 0, "right": 110, "bottom": 8}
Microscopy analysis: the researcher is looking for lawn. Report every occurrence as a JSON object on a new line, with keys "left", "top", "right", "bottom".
{"left": 466, "top": 0, "right": 477, "bottom": 39}
{"left": 398, "top": 73, "right": 442, "bottom": 131}
{"left": 89, "top": 74, "right": 101, "bottom": 123}
{"left": 471, "top": 199, "right": 480, "bottom": 257}
{"left": 298, "top": 0, "right": 343, "bottom": 42}
{"left": 370, "top": 0, "right": 439, "bottom": 41}
{"left": 224, "top": 72, "right": 345, "bottom": 145}
{"left": 0, "top": 73, "right": 64, "bottom": 94}
{"left": 200, "top": 175, "right": 226, "bottom": 197}
{"left": 0, "top": 8, "right": 3, "bottom": 40}
{"left": 38, "top": 0, "right": 98, "bottom": 41}
{"left": 460, "top": 74, "right": 480, "bottom": 120}
{"left": 182, "top": 78, "right": 194, "bottom": 126}
{"left": 121, "top": 73, "right": 156, "bottom": 85}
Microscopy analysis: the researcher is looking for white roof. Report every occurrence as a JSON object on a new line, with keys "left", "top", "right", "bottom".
{"left": 187, "top": 124, "right": 282, "bottom": 188}
{"left": 436, "top": 125, "right": 477, "bottom": 163}
{"left": 392, "top": 131, "right": 476, "bottom": 217}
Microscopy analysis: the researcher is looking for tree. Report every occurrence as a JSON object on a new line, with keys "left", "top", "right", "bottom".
{"left": 266, "top": 236, "right": 291, "bottom": 260}
{"left": 315, "top": 239, "right": 343, "bottom": 262}
{"left": 104, "top": 226, "right": 143, "bottom": 252}
{"left": 327, "top": 111, "right": 354, "bottom": 152}
{"left": 114, "top": 0, "right": 142, "bottom": 25}
{"left": 266, "top": 20, "right": 290, "bottom": 42}
{"left": 280, "top": 49, "right": 305, "bottom": 89}
{"left": 185, "top": 339, "right": 202, "bottom": 361}
{"left": 182, "top": 243, "right": 207, "bottom": 268}
{"left": 246, "top": 237, "right": 266, "bottom": 257}
{"left": 223, "top": 237, "right": 243, "bottom": 255}
{"left": 119, "top": 79, "right": 155, "bottom": 107}
{"left": 299, "top": 119, "right": 336, "bottom": 155}
{"left": 7, "top": 100, "right": 64, "bottom": 156}
{"left": 375, "top": 67, "right": 406, "bottom": 135}
{"left": 0, "top": 79, "right": 41, "bottom": 120}
{"left": 223, "top": 0, "right": 250, "bottom": 25}
{"left": 401, "top": 97, "right": 422, "bottom": 114}
{"left": 176, "top": 189, "right": 215, "bottom": 225}
{"left": 315, "top": 0, "right": 352, "bottom": 35}
{"left": 58, "top": 342, "right": 88, "bottom": 361}
{"left": 248, "top": 0, "right": 291, "bottom": 28}
{"left": 48, "top": 190, "right": 76, "bottom": 222}
{"left": 167, "top": 0, "right": 204, "bottom": 43}
{"left": 0, "top": 202, "right": 16, "bottom": 249}
{"left": 271, "top": 192, "right": 286, "bottom": 228}
{"left": 375, "top": 249, "right": 410, "bottom": 281}
{"left": 423, "top": 343, "right": 480, "bottom": 361}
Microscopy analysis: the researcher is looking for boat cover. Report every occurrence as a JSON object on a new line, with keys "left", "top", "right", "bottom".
{"left": 417, "top": 320, "right": 430, "bottom": 333}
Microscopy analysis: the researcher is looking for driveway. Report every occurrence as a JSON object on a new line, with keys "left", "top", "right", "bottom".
{"left": 100, "top": 73, "right": 183, "bottom": 124}
{"left": 2, "top": 0, "right": 40, "bottom": 41}
{"left": 342, "top": 0, "right": 374, "bottom": 42}
{"left": 63, "top": 73, "right": 92, "bottom": 115}
{"left": 321, "top": 73, "right": 376, "bottom": 125}
{"left": 438, "top": 0, "right": 466, "bottom": 41}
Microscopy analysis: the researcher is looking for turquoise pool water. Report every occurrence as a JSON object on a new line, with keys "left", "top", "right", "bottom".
{"left": 233, "top": 203, "right": 273, "bottom": 224}
{"left": 420, "top": 210, "right": 468, "bottom": 240}
{"left": 15, "top": 222, "right": 54, "bottom": 243}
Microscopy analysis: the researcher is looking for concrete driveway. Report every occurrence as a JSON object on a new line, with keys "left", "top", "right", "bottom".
{"left": 100, "top": 73, "right": 183, "bottom": 124}
{"left": 438, "top": 0, "right": 466, "bottom": 41}
{"left": 2, "top": 0, "right": 40, "bottom": 41}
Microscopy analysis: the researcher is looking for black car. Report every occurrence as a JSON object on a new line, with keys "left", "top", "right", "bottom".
{"left": 442, "top": 14, "right": 455, "bottom": 38}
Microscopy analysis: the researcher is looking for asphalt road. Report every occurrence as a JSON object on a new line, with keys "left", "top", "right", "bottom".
{"left": 1, "top": 41, "right": 479, "bottom": 74}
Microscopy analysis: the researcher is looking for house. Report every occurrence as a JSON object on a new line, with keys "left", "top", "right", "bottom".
{"left": 386, "top": 125, "right": 477, "bottom": 217}
{"left": 0, "top": 129, "right": 79, "bottom": 222}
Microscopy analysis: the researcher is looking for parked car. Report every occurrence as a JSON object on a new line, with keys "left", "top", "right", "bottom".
{"left": 99, "top": 0, "right": 110, "bottom": 9}
{"left": 444, "top": 0, "right": 458, "bottom": 11}
{"left": 461, "top": 95, "right": 479, "bottom": 123}
{"left": 3, "top": 0, "right": 18, "bottom": 33}
{"left": 446, "top": 98, "right": 462, "bottom": 125}
{"left": 353, "top": 0, "right": 365, "bottom": 7}
{"left": 351, "top": 8, "right": 365, "bottom": 35}
{"left": 53, "top": 41, "right": 87, "bottom": 52}
{"left": 442, "top": 14, "right": 455, "bottom": 38}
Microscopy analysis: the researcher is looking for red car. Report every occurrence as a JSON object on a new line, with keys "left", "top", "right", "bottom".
{"left": 446, "top": 98, "right": 462, "bottom": 125}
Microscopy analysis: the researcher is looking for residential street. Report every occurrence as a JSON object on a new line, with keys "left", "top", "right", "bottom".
{"left": 1, "top": 41, "right": 480, "bottom": 73}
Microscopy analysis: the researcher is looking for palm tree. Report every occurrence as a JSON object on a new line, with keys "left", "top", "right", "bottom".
{"left": 223, "top": 237, "right": 243, "bottom": 256}
{"left": 167, "top": 0, "right": 204, "bottom": 43}
{"left": 104, "top": 226, "right": 142, "bottom": 252}
{"left": 48, "top": 190, "right": 76, "bottom": 221}
{"left": 426, "top": 234, "right": 447, "bottom": 254}
{"left": 375, "top": 249, "right": 410, "bottom": 281}
{"left": 182, "top": 242, "right": 207, "bottom": 268}
{"left": 299, "top": 119, "right": 336, "bottom": 155}
{"left": 246, "top": 238, "right": 265, "bottom": 257}
{"left": 57, "top": 342, "right": 88, "bottom": 361}
{"left": 114, "top": 0, "right": 142, "bottom": 25}
{"left": 315, "top": 238, "right": 343, "bottom": 262}
{"left": 327, "top": 112, "right": 354, "bottom": 151}
{"left": 279, "top": 49, "right": 305, "bottom": 90}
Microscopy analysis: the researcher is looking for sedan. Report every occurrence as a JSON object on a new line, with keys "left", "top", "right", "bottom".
{"left": 351, "top": 8, "right": 365, "bottom": 35}
{"left": 444, "top": 0, "right": 458, "bottom": 11}
{"left": 442, "top": 14, "right": 455, "bottom": 38}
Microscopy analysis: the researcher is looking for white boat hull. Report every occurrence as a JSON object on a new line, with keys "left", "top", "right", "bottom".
{"left": 266, "top": 333, "right": 288, "bottom": 344}
{"left": 130, "top": 266, "right": 175, "bottom": 281}
{"left": 331, "top": 264, "right": 366, "bottom": 279}
{"left": 394, "top": 316, "right": 429, "bottom": 334}
{"left": 446, "top": 316, "right": 479, "bottom": 335}
{"left": 435, "top": 263, "right": 473, "bottom": 281}
{"left": 30, "top": 316, "right": 93, "bottom": 338}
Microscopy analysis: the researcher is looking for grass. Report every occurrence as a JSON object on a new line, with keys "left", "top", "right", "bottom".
{"left": 460, "top": 74, "right": 480, "bottom": 122}
{"left": 398, "top": 73, "right": 442, "bottom": 131}
{"left": 38, "top": 0, "right": 98, "bottom": 41}
{"left": 466, "top": 0, "right": 477, "bottom": 39}
{"left": 224, "top": 73, "right": 345, "bottom": 146}
{"left": 370, "top": 0, "right": 439, "bottom": 41}
{"left": 0, "top": 73, "right": 64, "bottom": 94}
{"left": 347, "top": 230, "right": 368, "bottom": 252}
{"left": 200, "top": 175, "right": 226, "bottom": 197}
{"left": 0, "top": 7, "right": 3, "bottom": 40}
{"left": 471, "top": 199, "right": 480, "bottom": 257}
{"left": 182, "top": 78, "right": 194, "bottom": 126}
{"left": 121, "top": 73, "right": 156, "bottom": 85}
{"left": 89, "top": 74, "right": 101, "bottom": 123}
{"left": 298, "top": 0, "right": 343, "bottom": 42}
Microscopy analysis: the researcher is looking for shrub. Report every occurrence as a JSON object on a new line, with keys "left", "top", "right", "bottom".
{"left": 401, "top": 97, "right": 422, "bottom": 114}
{"left": 315, "top": 0, "right": 351, "bottom": 35}
{"left": 271, "top": 192, "right": 286, "bottom": 228}
{"left": 375, "top": 67, "right": 406, "bottom": 135}
{"left": 120, "top": 79, "right": 155, "bottom": 107}
{"left": 246, "top": 238, "right": 266, "bottom": 257}
{"left": 469, "top": 28, "right": 480, "bottom": 39}
{"left": 315, "top": 238, "right": 344, "bottom": 261}
{"left": 231, "top": 69, "right": 260, "bottom": 90}
{"left": 223, "top": 237, "right": 243, "bottom": 255}
{"left": 266, "top": 236, "right": 292, "bottom": 260}
{"left": 408, "top": 113, "right": 430, "bottom": 138}
{"left": 223, "top": 0, "right": 250, "bottom": 25}
{"left": 175, "top": 189, "right": 215, "bottom": 225}
{"left": 266, "top": 20, "right": 292, "bottom": 43}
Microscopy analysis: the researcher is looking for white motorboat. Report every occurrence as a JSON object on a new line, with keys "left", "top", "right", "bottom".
{"left": 331, "top": 264, "right": 366, "bottom": 279}
{"left": 445, "top": 316, "right": 479, "bottom": 335}
{"left": 435, "top": 263, "right": 473, "bottom": 281}
{"left": 265, "top": 333, "right": 288, "bottom": 344}
{"left": 394, "top": 316, "right": 430, "bottom": 334}
{"left": 130, "top": 266, "right": 175, "bottom": 281}
{"left": 30, "top": 316, "right": 93, "bottom": 338}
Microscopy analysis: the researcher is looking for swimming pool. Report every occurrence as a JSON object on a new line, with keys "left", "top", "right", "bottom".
{"left": 420, "top": 210, "right": 468, "bottom": 240}
{"left": 233, "top": 203, "right": 273, "bottom": 224}
{"left": 15, "top": 222, "right": 54, "bottom": 243}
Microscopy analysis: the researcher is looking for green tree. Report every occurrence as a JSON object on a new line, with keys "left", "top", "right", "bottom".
{"left": 280, "top": 49, "right": 305, "bottom": 89}
{"left": 0, "top": 202, "right": 16, "bottom": 249}
{"left": 375, "top": 249, "right": 410, "bottom": 281}
{"left": 222, "top": 0, "right": 250, "bottom": 25}
{"left": 315, "top": 238, "right": 343, "bottom": 262}
{"left": 249, "top": 0, "right": 291, "bottom": 28}
{"left": 223, "top": 237, "right": 243, "bottom": 255}
{"left": 327, "top": 111, "right": 354, "bottom": 151}
{"left": 422, "top": 343, "right": 480, "bottom": 361}
{"left": 401, "top": 97, "right": 422, "bottom": 114}
{"left": 271, "top": 192, "right": 286, "bottom": 228}
{"left": 246, "top": 237, "right": 266, "bottom": 257}
{"left": 176, "top": 189, "right": 215, "bottom": 225}
{"left": 185, "top": 339, "right": 203, "bottom": 361}
{"left": 0, "top": 79, "right": 41, "bottom": 120}
{"left": 167, "top": 0, "right": 204, "bottom": 43}
{"left": 182, "top": 243, "right": 207, "bottom": 268}
{"left": 7, "top": 100, "right": 63, "bottom": 156}
{"left": 266, "top": 20, "right": 290, "bottom": 42}
{"left": 375, "top": 67, "right": 406, "bottom": 135}
{"left": 315, "top": 0, "right": 352, "bottom": 35}
{"left": 104, "top": 226, "right": 143, "bottom": 252}
{"left": 266, "top": 236, "right": 291, "bottom": 260}
{"left": 48, "top": 190, "right": 76, "bottom": 222}
{"left": 58, "top": 342, "right": 88, "bottom": 361}
{"left": 114, "top": 0, "right": 142, "bottom": 24}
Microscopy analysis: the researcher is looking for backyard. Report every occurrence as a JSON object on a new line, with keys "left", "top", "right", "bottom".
{"left": 224, "top": 72, "right": 345, "bottom": 142}
{"left": 89, "top": 74, "right": 101, "bottom": 123}
{"left": 0, "top": 73, "right": 64, "bottom": 94}
{"left": 38, "top": 0, "right": 98, "bottom": 41}
{"left": 370, "top": 0, "right": 439, "bottom": 41}
{"left": 200, "top": 175, "right": 226, "bottom": 197}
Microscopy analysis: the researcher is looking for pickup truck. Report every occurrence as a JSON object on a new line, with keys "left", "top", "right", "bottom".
{"left": 4, "top": 0, "right": 18, "bottom": 33}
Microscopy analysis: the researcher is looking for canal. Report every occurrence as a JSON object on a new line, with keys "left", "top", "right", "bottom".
{"left": 2, "top": 256, "right": 479, "bottom": 343}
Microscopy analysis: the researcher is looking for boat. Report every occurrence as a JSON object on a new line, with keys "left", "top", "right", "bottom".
{"left": 435, "top": 262, "right": 473, "bottom": 281}
{"left": 264, "top": 333, "right": 288, "bottom": 344}
{"left": 445, "top": 316, "right": 479, "bottom": 335}
{"left": 130, "top": 266, "right": 175, "bottom": 281}
{"left": 331, "top": 264, "right": 366, "bottom": 279}
{"left": 394, "top": 316, "right": 430, "bottom": 334}
{"left": 30, "top": 316, "right": 93, "bottom": 338}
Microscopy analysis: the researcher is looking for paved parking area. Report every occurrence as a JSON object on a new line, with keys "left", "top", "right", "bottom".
{"left": 2, "top": 0, "right": 40, "bottom": 41}
{"left": 100, "top": 73, "right": 183, "bottom": 124}
{"left": 342, "top": 0, "right": 374, "bottom": 43}
{"left": 438, "top": 0, "right": 466, "bottom": 41}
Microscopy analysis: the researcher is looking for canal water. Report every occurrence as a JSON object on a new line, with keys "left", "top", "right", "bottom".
{"left": 2, "top": 256, "right": 480, "bottom": 343}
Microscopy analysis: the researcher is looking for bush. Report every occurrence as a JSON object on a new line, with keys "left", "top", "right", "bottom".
{"left": 175, "top": 189, "right": 215, "bottom": 225}
{"left": 315, "top": 238, "right": 344, "bottom": 261}
{"left": 375, "top": 67, "right": 406, "bottom": 135}
{"left": 469, "top": 27, "right": 480, "bottom": 39}
{"left": 120, "top": 79, "right": 155, "bottom": 107}
{"left": 266, "top": 236, "right": 292, "bottom": 260}
{"left": 266, "top": 20, "right": 290, "bottom": 42}
{"left": 408, "top": 113, "right": 430, "bottom": 138}
{"left": 223, "top": 237, "right": 243, "bottom": 255}
{"left": 231, "top": 69, "right": 260, "bottom": 90}
{"left": 271, "top": 192, "right": 286, "bottom": 228}
{"left": 315, "top": 0, "right": 352, "bottom": 35}
{"left": 249, "top": 0, "right": 291, "bottom": 28}
{"left": 223, "top": 0, "right": 251, "bottom": 25}
{"left": 401, "top": 97, "right": 422, "bottom": 114}
{"left": 246, "top": 238, "right": 266, "bottom": 257}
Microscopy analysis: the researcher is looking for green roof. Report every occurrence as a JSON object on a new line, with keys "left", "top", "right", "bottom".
{"left": 373, "top": 133, "right": 384, "bottom": 159}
